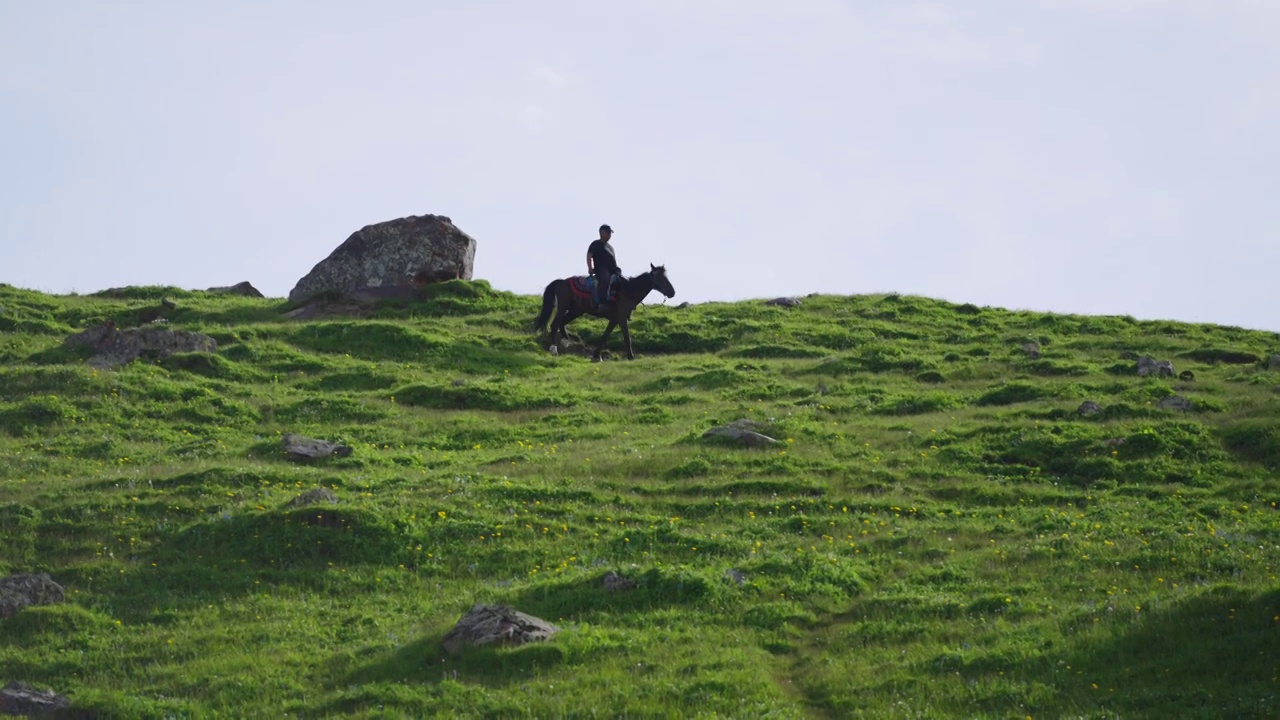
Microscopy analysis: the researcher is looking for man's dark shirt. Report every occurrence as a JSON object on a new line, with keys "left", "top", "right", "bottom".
{"left": 587, "top": 239, "right": 618, "bottom": 276}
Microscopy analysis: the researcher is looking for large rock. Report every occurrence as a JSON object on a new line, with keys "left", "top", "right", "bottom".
{"left": 0, "top": 681, "right": 71, "bottom": 716}
{"left": 441, "top": 604, "right": 559, "bottom": 655}
{"left": 288, "top": 214, "right": 477, "bottom": 305}
{"left": 0, "top": 573, "right": 64, "bottom": 618}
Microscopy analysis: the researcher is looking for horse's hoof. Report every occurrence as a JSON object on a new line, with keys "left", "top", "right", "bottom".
{"left": 549, "top": 345, "right": 559, "bottom": 356}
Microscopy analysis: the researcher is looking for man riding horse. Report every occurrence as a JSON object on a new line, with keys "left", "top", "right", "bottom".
{"left": 533, "top": 224, "right": 675, "bottom": 360}
{"left": 586, "top": 224, "right": 619, "bottom": 311}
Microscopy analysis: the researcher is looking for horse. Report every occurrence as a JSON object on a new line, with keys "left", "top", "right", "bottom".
{"left": 533, "top": 264, "right": 676, "bottom": 361}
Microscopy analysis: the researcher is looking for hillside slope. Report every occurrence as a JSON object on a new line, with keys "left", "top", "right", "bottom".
{"left": 1, "top": 281, "right": 1278, "bottom": 718}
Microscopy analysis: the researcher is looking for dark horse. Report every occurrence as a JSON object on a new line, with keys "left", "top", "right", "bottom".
{"left": 533, "top": 264, "right": 676, "bottom": 361}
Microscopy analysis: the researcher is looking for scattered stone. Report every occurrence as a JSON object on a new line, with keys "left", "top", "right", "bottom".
{"left": 285, "top": 488, "right": 340, "bottom": 508}
{"left": 65, "top": 322, "right": 216, "bottom": 370}
{"left": 602, "top": 571, "right": 636, "bottom": 593}
{"left": 441, "top": 604, "right": 560, "bottom": 655}
{"left": 1077, "top": 401, "right": 1102, "bottom": 416}
{"left": 206, "top": 281, "right": 265, "bottom": 298}
{"left": 282, "top": 434, "right": 353, "bottom": 462}
{"left": 1021, "top": 342, "right": 1041, "bottom": 360}
{"left": 288, "top": 214, "right": 477, "bottom": 305}
{"left": 674, "top": 302, "right": 690, "bottom": 309}
{"left": 1104, "top": 437, "right": 1127, "bottom": 448}
{"left": 724, "top": 569, "right": 747, "bottom": 586}
{"left": 0, "top": 573, "right": 65, "bottom": 618}
{"left": 1178, "top": 370, "right": 1195, "bottom": 382}
{"left": 1269, "top": 355, "right": 1280, "bottom": 371}
{"left": 765, "top": 297, "right": 801, "bottom": 308}
{"left": 1158, "top": 395, "right": 1193, "bottom": 411}
{"left": 451, "top": 379, "right": 467, "bottom": 387}
{"left": 0, "top": 681, "right": 71, "bottom": 716}
{"left": 161, "top": 298, "right": 178, "bottom": 311}
{"left": 816, "top": 383, "right": 828, "bottom": 396}
{"left": 702, "top": 419, "right": 780, "bottom": 448}
{"left": 1137, "top": 356, "right": 1175, "bottom": 378}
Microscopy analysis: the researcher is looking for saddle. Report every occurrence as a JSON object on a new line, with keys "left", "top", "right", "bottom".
{"left": 570, "top": 276, "right": 618, "bottom": 304}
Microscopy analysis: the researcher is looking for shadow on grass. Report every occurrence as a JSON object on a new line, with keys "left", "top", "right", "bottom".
{"left": 918, "top": 586, "right": 1280, "bottom": 718}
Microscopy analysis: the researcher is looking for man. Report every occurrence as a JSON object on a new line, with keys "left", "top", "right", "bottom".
{"left": 586, "top": 223, "right": 620, "bottom": 310}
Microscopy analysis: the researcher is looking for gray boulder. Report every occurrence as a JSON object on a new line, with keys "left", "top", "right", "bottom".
{"left": 1158, "top": 395, "right": 1193, "bottom": 411}
{"left": 0, "top": 573, "right": 65, "bottom": 618}
{"left": 283, "top": 434, "right": 352, "bottom": 462}
{"left": 0, "top": 681, "right": 71, "bottom": 716}
{"left": 288, "top": 214, "right": 477, "bottom": 305}
{"left": 1137, "top": 356, "right": 1175, "bottom": 378}
{"left": 441, "top": 604, "right": 559, "bottom": 655}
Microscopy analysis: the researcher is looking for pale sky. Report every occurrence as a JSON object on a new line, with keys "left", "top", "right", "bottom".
{"left": 3, "top": 1, "right": 1278, "bottom": 332}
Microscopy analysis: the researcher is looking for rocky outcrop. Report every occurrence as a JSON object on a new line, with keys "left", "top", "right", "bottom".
{"left": 64, "top": 322, "right": 216, "bottom": 370}
{"left": 441, "top": 604, "right": 559, "bottom": 655}
{"left": 288, "top": 214, "right": 477, "bottom": 305}
{"left": 0, "top": 573, "right": 64, "bottom": 618}
{"left": 1077, "top": 401, "right": 1102, "bottom": 416}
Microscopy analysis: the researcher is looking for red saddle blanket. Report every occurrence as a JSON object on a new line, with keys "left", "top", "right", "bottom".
{"left": 568, "top": 276, "right": 597, "bottom": 300}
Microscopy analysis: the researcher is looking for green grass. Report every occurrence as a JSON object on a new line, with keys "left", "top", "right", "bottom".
{"left": 1, "top": 281, "right": 1279, "bottom": 718}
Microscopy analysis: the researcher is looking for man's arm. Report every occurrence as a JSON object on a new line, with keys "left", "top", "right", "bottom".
{"left": 586, "top": 248, "right": 595, "bottom": 276}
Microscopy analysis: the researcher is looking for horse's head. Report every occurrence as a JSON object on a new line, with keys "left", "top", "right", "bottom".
{"left": 649, "top": 263, "right": 676, "bottom": 299}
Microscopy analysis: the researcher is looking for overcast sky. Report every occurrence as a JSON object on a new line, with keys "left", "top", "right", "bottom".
{"left": 2, "top": 1, "right": 1277, "bottom": 331}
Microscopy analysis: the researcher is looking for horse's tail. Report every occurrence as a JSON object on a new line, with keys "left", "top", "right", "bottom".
{"left": 533, "top": 280, "right": 559, "bottom": 332}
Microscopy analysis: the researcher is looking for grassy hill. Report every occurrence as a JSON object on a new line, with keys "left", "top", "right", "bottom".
{"left": 1, "top": 281, "right": 1277, "bottom": 718}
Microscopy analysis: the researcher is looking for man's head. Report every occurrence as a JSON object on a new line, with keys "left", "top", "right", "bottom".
{"left": 599, "top": 224, "right": 614, "bottom": 240}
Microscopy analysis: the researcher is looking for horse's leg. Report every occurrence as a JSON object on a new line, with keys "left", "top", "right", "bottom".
{"left": 593, "top": 319, "right": 618, "bottom": 361}
{"left": 620, "top": 318, "right": 634, "bottom": 360}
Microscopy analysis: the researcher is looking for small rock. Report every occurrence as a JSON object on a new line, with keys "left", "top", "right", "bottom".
{"left": 1137, "top": 356, "right": 1175, "bottom": 378}
{"left": 206, "top": 281, "right": 265, "bottom": 298}
{"left": 674, "top": 302, "right": 690, "bottom": 309}
{"left": 724, "top": 569, "right": 747, "bottom": 586}
{"left": 282, "top": 434, "right": 353, "bottom": 462}
{"left": 285, "top": 488, "right": 340, "bottom": 508}
{"left": 441, "top": 604, "right": 559, "bottom": 655}
{"left": 765, "top": 297, "right": 801, "bottom": 307}
{"left": 1269, "top": 355, "right": 1280, "bottom": 371}
{"left": 0, "top": 681, "right": 71, "bottom": 716}
{"left": 1077, "top": 401, "right": 1102, "bottom": 416}
{"left": 1021, "top": 342, "right": 1041, "bottom": 360}
{"left": 1178, "top": 370, "right": 1195, "bottom": 382}
{"left": 602, "top": 571, "right": 637, "bottom": 593}
{"left": 1158, "top": 395, "right": 1193, "bottom": 411}
{"left": 0, "top": 573, "right": 65, "bottom": 618}
{"left": 703, "top": 419, "right": 780, "bottom": 448}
